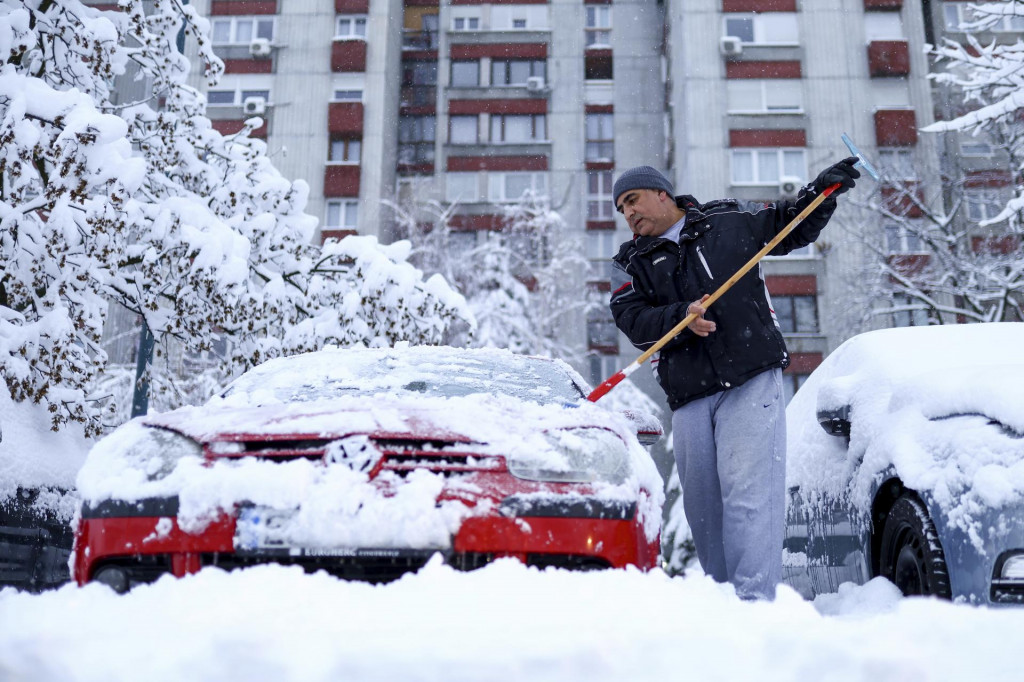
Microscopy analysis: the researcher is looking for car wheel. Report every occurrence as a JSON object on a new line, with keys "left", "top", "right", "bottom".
{"left": 879, "top": 495, "right": 952, "bottom": 599}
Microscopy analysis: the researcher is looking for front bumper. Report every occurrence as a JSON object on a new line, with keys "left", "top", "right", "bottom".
{"left": 73, "top": 496, "right": 658, "bottom": 590}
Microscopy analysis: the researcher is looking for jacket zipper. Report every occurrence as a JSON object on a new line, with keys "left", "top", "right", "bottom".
{"left": 696, "top": 246, "right": 714, "bottom": 280}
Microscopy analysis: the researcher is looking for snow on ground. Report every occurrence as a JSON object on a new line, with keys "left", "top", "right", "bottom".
{"left": 1, "top": 561, "right": 1020, "bottom": 682}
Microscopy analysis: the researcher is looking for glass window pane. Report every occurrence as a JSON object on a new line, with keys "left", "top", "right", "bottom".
{"left": 794, "top": 297, "right": 817, "bottom": 332}
{"left": 535, "top": 115, "right": 546, "bottom": 140}
{"left": 491, "top": 61, "right": 506, "bottom": 85}
{"left": 725, "top": 17, "right": 754, "bottom": 43}
{"left": 765, "top": 81, "right": 801, "bottom": 111}
{"left": 758, "top": 152, "right": 778, "bottom": 183}
{"left": 344, "top": 202, "right": 358, "bottom": 227}
{"left": 727, "top": 80, "right": 761, "bottom": 111}
{"left": 240, "top": 90, "right": 270, "bottom": 102}
{"left": 447, "top": 173, "right": 478, "bottom": 202}
{"left": 503, "top": 115, "right": 529, "bottom": 142}
{"left": 450, "top": 116, "right": 477, "bottom": 144}
{"left": 257, "top": 19, "right": 274, "bottom": 40}
{"left": 236, "top": 20, "right": 253, "bottom": 44}
{"left": 334, "top": 90, "right": 361, "bottom": 100}
{"left": 326, "top": 202, "right": 341, "bottom": 227}
{"left": 451, "top": 61, "right": 478, "bottom": 87}
{"left": 212, "top": 20, "right": 231, "bottom": 43}
{"left": 760, "top": 14, "right": 798, "bottom": 43}
{"left": 348, "top": 140, "right": 360, "bottom": 161}
{"left": 885, "top": 225, "right": 902, "bottom": 252}
{"left": 505, "top": 174, "right": 531, "bottom": 199}
{"left": 532, "top": 61, "right": 546, "bottom": 79}
{"left": 732, "top": 151, "right": 753, "bottom": 183}
{"left": 783, "top": 151, "right": 804, "bottom": 179}
{"left": 509, "top": 61, "right": 530, "bottom": 85}
{"left": 207, "top": 91, "right": 236, "bottom": 105}
{"left": 355, "top": 18, "right": 367, "bottom": 37}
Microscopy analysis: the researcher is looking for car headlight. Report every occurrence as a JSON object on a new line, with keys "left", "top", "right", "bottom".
{"left": 507, "top": 428, "right": 630, "bottom": 484}
{"left": 125, "top": 427, "right": 203, "bottom": 480}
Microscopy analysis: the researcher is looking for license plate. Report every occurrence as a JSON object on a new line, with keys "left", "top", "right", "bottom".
{"left": 234, "top": 506, "right": 296, "bottom": 551}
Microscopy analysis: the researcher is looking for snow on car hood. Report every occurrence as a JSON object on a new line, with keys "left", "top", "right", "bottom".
{"left": 77, "top": 393, "right": 664, "bottom": 547}
{"left": 787, "top": 323, "right": 1024, "bottom": 549}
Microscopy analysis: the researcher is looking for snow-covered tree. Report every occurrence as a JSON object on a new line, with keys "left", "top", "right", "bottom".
{"left": 0, "top": 0, "right": 469, "bottom": 435}
{"left": 387, "top": 189, "right": 589, "bottom": 361}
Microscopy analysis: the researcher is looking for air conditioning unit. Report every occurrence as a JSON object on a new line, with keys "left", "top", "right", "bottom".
{"left": 249, "top": 38, "right": 272, "bottom": 57}
{"left": 719, "top": 36, "right": 743, "bottom": 57}
{"left": 779, "top": 176, "right": 802, "bottom": 199}
{"left": 525, "top": 76, "right": 546, "bottom": 93}
{"left": 242, "top": 96, "right": 267, "bottom": 115}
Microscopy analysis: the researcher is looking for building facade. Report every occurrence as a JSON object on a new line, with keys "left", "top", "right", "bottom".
{"left": 180, "top": 0, "right": 1016, "bottom": 403}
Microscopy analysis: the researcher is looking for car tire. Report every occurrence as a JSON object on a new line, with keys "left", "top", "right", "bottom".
{"left": 878, "top": 494, "right": 952, "bottom": 599}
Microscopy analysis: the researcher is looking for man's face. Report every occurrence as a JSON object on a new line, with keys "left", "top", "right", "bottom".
{"left": 615, "top": 189, "right": 677, "bottom": 237}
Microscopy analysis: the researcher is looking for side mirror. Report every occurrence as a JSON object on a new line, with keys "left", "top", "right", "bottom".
{"left": 620, "top": 409, "right": 664, "bottom": 447}
{"left": 817, "top": 405, "right": 851, "bottom": 438}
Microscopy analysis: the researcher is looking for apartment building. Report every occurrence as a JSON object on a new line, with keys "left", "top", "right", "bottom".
{"left": 180, "top": 0, "right": 1015, "bottom": 402}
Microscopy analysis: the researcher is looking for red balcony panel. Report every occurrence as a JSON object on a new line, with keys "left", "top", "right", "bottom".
{"left": 880, "top": 183, "right": 925, "bottom": 217}
{"left": 874, "top": 109, "right": 917, "bottom": 146}
{"left": 321, "top": 227, "right": 358, "bottom": 242}
{"left": 451, "top": 43, "right": 547, "bottom": 59}
{"left": 965, "top": 170, "right": 1012, "bottom": 188}
{"left": 725, "top": 61, "right": 802, "bottom": 79}
{"left": 89, "top": 3, "right": 122, "bottom": 10}
{"left": 786, "top": 352, "right": 823, "bottom": 375}
{"left": 765, "top": 274, "right": 817, "bottom": 296}
{"left": 212, "top": 119, "right": 267, "bottom": 139}
{"left": 972, "top": 235, "right": 1019, "bottom": 254}
{"left": 335, "top": 0, "right": 369, "bottom": 11}
{"left": 447, "top": 155, "right": 548, "bottom": 172}
{"left": 324, "top": 165, "right": 361, "bottom": 197}
{"left": 864, "top": 0, "right": 902, "bottom": 8}
{"left": 585, "top": 0, "right": 612, "bottom": 4}
{"left": 210, "top": 1, "right": 277, "bottom": 15}
{"left": 586, "top": 161, "right": 614, "bottom": 171}
{"left": 222, "top": 59, "right": 273, "bottom": 75}
{"left": 585, "top": 104, "right": 614, "bottom": 114}
{"left": 449, "top": 99, "right": 547, "bottom": 115}
{"left": 722, "top": 0, "right": 797, "bottom": 11}
{"left": 868, "top": 40, "right": 910, "bottom": 77}
{"left": 332, "top": 40, "right": 367, "bottom": 72}
{"left": 452, "top": 0, "right": 546, "bottom": 4}
{"left": 729, "top": 129, "right": 806, "bottom": 147}
{"left": 405, "top": 0, "right": 439, "bottom": 5}
{"left": 887, "top": 253, "right": 930, "bottom": 278}
{"left": 328, "top": 102, "right": 364, "bottom": 135}
{"left": 450, "top": 214, "right": 504, "bottom": 231}
{"left": 586, "top": 221, "right": 616, "bottom": 231}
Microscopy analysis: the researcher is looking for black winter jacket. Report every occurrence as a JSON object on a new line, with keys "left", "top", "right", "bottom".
{"left": 609, "top": 191, "right": 836, "bottom": 410}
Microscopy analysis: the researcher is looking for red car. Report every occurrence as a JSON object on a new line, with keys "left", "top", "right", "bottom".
{"left": 74, "top": 347, "right": 663, "bottom": 591}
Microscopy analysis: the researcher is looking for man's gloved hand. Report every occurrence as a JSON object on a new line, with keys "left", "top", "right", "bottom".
{"left": 811, "top": 156, "right": 860, "bottom": 196}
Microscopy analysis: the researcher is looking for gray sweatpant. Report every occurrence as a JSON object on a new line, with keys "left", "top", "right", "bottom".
{"left": 671, "top": 368, "right": 786, "bottom": 600}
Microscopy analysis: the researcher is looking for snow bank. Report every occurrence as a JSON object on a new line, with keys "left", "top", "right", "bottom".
{"left": 1, "top": 562, "right": 1021, "bottom": 682}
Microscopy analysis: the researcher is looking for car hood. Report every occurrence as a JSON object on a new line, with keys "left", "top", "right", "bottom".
{"left": 141, "top": 393, "right": 610, "bottom": 447}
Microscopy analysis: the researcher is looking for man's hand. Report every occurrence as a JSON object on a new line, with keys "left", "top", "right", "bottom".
{"left": 812, "top": 156, "right": 860, "bottom": 196}
{"left": 687, "top": 295, "right": 716, "bottom": 337}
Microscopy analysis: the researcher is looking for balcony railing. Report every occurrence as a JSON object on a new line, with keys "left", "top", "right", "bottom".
{"left": 403, "top": 29, "right": 439, "bottom": 51}
{"left": 400, "top": 85, "right": 437, "bottom": 108}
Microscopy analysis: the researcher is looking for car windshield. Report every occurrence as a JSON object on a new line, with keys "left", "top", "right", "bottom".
{"left": 220, "top": 347, "right": 588, "bottom": 406}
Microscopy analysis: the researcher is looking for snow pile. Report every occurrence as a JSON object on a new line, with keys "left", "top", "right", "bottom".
{"left": 1, "top": 562, "right": 1022, "bottom": 682}
{"left": 787, "top": 323, "right": 1024, "bottom": 546}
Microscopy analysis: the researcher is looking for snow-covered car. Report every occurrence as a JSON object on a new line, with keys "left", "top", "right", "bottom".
{"left": 782, "top": 323, "right": 1024, "bottom": 605}
{"left": 73, "top": 346, "right": 663, "bottom": 592}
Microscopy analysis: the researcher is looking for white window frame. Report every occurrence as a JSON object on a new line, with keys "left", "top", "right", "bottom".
{"left": 446, "top": 172, "right": 482, "bottom": 203}
{"left": 450, "top": 60, "right": 480, "bottom": 87}
{"left": 451, "top": 8, "right": 482, "bottom": 32}
{"left": 325, "top": 199, "right": 359, "bottom": 229}
{"left": 723, "top": 13, "right": 799, "bottom": 46}
{"left": 878, "top": 148, "right": 917, "bottom": 181}
{"left": 965, "top": 189, "right": 1006, "bottom": 223}
{"left": 730, "top": 148, "right": 806, "bottom": 186}
{"left": 489, "top": 114, "right": 547, "bottom": 144}
{"left": 585, "top": 6, "right": 612, "bottom": 47}
{"left": 884, "top": 222, "right": 925, "bottom": 254}
{"left": 586, "top": 230, "right": 617, "bottom": 281}
{"left": 206, "top": 76, "right": 272, "bottom": 107}
{"left": 587, "top": 170, "right": 615, "bottom": 221}
{"left": 490, "top": 6, "right": 549, "bottom": 31}
{"left": 864, "top": 12, "right": 904, "bottom": 40}
{"left": 449, "top": 115, "right": 479, "bottom": 144}
{"left": 726, "top": 80, "right": 803, "bottom": 114}
{"left": 889, "top": 293, "right": 931, "bottom": 328}
{"left": 211, "top": 16, "right": 275, "bottom": 45}
{"left": 328, "top": 138, "right": 361, "bottom": 164}
{"left": 336, "top": 15, "right": 368, "bottom": 39}
{"left": 487, "top": 171, "right": 548, "bottom": 202}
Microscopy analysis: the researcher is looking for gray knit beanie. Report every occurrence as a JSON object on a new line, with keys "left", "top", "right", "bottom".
{"left": 612, "top": 166, "right": 674, "bottom": 208}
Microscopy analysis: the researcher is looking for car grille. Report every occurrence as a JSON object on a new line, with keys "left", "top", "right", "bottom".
{"left": 213, "top": 437, "right": 502, "bottom": 476}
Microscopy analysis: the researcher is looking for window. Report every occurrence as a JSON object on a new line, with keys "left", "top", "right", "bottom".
{"left": 206, "top": 88, "right": 270, "bottom": 106}
{"left": 328, "top": 138, "right": 361, "bottom": 163}
{"left": 490, "top": 114, "right": 546, "bottom": 143}
{"left": 944, "top": 3, "right": 1024, "bottom": 32}
{"left": 726, "top": 80, "right": 802, "bottom": 114}
{"left": 403, "top": 61, "right": 437, "bottom": 86}
{"left": 491, "top": 59, "right": 546, "bottom": 86}
{"left": 491, "top": 6, "right": 548, "bottom": 31}
{"left": 336, "top": 15, "right": 367, "bottom": 39}
{"left": 782, "top": 373, "right": 808, "bottom": 404}
{"left": 723, "top": 13, "right": 799, "bottom": 45}
{"left": 211, "top": 16, "right": 275, "bottom": 44}
{"left": 586, "top": 230, "right": 617, "bottom": 281}
{"left": 451, "top": 60, "right": 480, "bottom": 87}
{"left": 585, "top": 53, "right": 613, "bottom": 80}
{"left": 487, "top": 172, "right": 548, "bottom": 202}
{"left": 960, "top": 141, "right": 994, "bottom": 157}
{"left": 587, "top": 171, "right": 615, "bottom": 221}
{"left": 878, "top": 149, "right": 916, "bottom": 181}
{"left": 586, "top": 113, "right": 614, "bottom": 162}
{"left": 326, "top": 199, "right": 359, "bottom": 229}
{"left": 446, "top": 172, "right": 482, "bottom": 203}
{"left": 731, "top": 149, "right": 805, "bottom": 185}
{"left": 884, "top": 223, "right": 923, "bottom": 253}
{"left": 452, "top": 15, "right": 480, "bottom": 31}
{"left": 965, "top": 190, "right": 1005, "bottom": 222}
{"left": 772, "top": 295, "right": 818, "bottom": 334}
{"left": 332, "top": 89, "right": 362, "bottom": 101}
{"left": 588, "top": 353, "right": 619, "bottom": 389}
{"left": 864, "top": 12, "right": 903, "bottom": 40}
{"left": 398, "top": 115, "right": 435, "bottom": 164}
{"left": 587, "top": 306, "right": 618, "bottom": 351}
{"left": 889, "top": 293, "right": 930, "bottom": 328}
{"left": 449, "top": 115, "right": 479, "bottom": 144}
{"left": 586, "top": 6, "right": 612, "bottom": 47}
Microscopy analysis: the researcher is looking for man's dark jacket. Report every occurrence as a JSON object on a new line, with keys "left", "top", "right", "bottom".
{"left": 609, "top": 191, "right": 836, "bottom": 411}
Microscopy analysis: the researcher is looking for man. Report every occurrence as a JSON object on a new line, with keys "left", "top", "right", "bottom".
{"left": 608, "top": 160, "right": 858, "bottom": 600}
